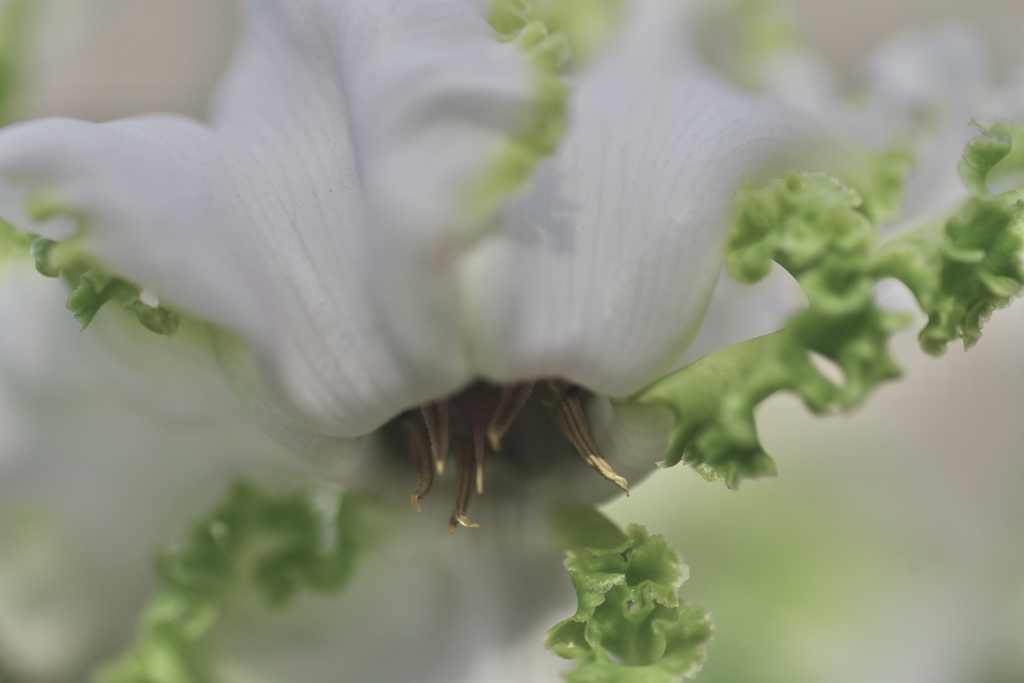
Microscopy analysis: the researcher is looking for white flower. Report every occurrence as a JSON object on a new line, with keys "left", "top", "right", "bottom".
{"left": 0, "top": 2, "right": 854, "bottom": 679}
{"left": 0, "top": 0, "right": 840, "bottom": 519}
{"left": 0, "top": 265, "right": 581, "bottom": 682}
{"left": 16, "top": 0, "right": 1022, "bottom": 681}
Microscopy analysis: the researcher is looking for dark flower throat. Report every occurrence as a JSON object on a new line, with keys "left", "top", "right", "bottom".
{"left": 398, "top": 380, "right": 629, "bottom": 533}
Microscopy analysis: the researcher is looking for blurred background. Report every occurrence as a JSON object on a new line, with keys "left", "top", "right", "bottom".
{"left": 16, "top": 0, "right": 1024, "bottom": 122}
{"left": 2, "top": 0, "right": 1023, "bottom": 682}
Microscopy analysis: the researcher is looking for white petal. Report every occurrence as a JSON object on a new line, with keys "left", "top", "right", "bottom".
{"left": 0, "top": 0, "right": 549, "bottom": 437}
{"left": 0, "top": 265, "right": 298, "bottom": 679}
{"left": 211, "top": 503, "right": 573, "bottom": 683}
{"left": 0, "top": 262, "right": 577, "bottom": 677}
{"left": 676, "top": 266, "right": 806, "bottom": 368}
{"left": 462, "top": 0, "right": 825, "bottom": 397}
{"left": 210, "top": 0, "right": 549, "bottom": 429}
{"left": 0, "top": 268, "right": 574, "bottom": 683}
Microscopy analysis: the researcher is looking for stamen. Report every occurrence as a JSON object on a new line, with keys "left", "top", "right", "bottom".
{"left": 420, "top": 401, "right": 449, "bottom": 474}
{"left": 405, "top": 380, "right": 628, "bottom": 532}
{"left": 485, "top": 382, "right": 535, "bottom": 451}
{"left": 399, "top": 412, "right": 434, "bottom": 512}
{"left": 459, "top": 388, "right": 494, "bottom": 494}
{"left": 475, "top": 437, "right": 485, "bottom": 495}
{"left": 552, "top": 386, "right": 630, "bottom": 495}
{"left": 543, "top": 379, "right": 568, "bottom": 409}
{"left": 448, "top": 435, "right": 480, "bottom": 534}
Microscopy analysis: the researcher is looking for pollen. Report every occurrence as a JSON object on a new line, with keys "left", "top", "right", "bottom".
{"left": 400, "top": 380, "right": 629, "bottom": 533}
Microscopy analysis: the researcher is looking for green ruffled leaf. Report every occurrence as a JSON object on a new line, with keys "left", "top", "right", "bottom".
{"left": 5, "top": 194, "right": 182, "bottom": 335}
{"left": 518, "top": 0, "right": 624, "bottom": 66}
{"left": 94, "top": 481, "right": 393, "bottom": 683}
{"left": 28, "top": 235, "right": 60, "bottom": 277}
{"left": 633, "top": 333, "right": 814, "bottom": 486}
{"left": 634, "top": 171, "right": 909, "bottom": 484}
{"left": 989, "top": 123, "right": 1024, "bottom": 187}
{"left": 730, "top": 172, "right": 909, "bottom": 400}
{"left": 487, "top": 0, "right": 532, "bottom": 38}
{"left": 29, "top": 235, "right": 180, "bottom": 336}
{"left": 875, "top": 195, "right": 1024, "bottom": 354}
{"left": 852, "top": 144, "right": 916, "bottom": 224}
{"left": 546, "top": 522, "right": 712, "bottom": 683}
{"left": 634, "top": 123, "right": 1024, "bottom": 486}
{"left": 156, "top": 481, "right": 381, "bottom": 606}
{"left": 727, "top": 173, "right": 875, "bottom": 283}
{"left": 474, "top": 1, "right": 569, "bottom": 224}
{"left": 959, "top": 121, "right": 1013, "bottom": 196}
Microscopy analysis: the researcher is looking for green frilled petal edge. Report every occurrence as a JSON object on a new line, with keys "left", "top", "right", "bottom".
{"left": 30, "top": 232, "right": 180, "bottom": 337}
{"left": 472, "top": 0, "right": 570, "bottom": 222}
{"left": 94, "top": 481, "right": 395, "bottom": 683}
{"left": 629, "top": 123, "right": 1024, "bottom": 487}
{"left": 546, "top": 506, "right": 712, "bottom": 683}
{"left": 2, "top": 194, "right": 182, "bottom": 336}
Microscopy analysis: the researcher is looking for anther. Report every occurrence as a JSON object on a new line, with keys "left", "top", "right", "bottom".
{"left": 420, "top": 401, "right": 449, "bottom": 474}
{"left": 448, "top": 436, "right": 480, "bottom": 534}
{"left": 399, "top": 412, "right": 434, "bottom": 512}
{"left": 459, "top": 387, "right": 495, "bottom": 494}
{"left": 485, "top": 382, "right": 535, "bottom": 451}
{"left": 552, "top": 386, "right": 630, "bottom": 495}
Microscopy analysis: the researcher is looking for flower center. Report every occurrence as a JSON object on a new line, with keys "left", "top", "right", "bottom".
{"left": 396, "top": 380, "right": 629, "bottom": 533}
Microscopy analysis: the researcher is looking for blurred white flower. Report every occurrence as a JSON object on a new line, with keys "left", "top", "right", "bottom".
{"left": 0, "top": 0, "right": 835, "bottom": 679}
{"left": 0, "top": 0, "right": 843, "bottom": 519}
{"left": 1, "top": 0, "right": 1023, "bottom": 682}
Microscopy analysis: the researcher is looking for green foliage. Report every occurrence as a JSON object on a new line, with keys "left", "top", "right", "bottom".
{"left": 30, "top": 235, "right": 180, "bottom": 336}
{"left": 547, "top": 523, "right": 712, "bottom": 683}
{"left": 0, "top": 0, "right": 39, "bottom": 125}
{"left": 958, "top": 121, "right": 1014, "bottom": 196}
{"left": 19, "top": 193, "right": 181, "bottom": 335}
{"left": 634, "top": 333, "right": 814, "bottom": 486}
{"left": 0, "top": 0, "right": 43, "bottom": 265}
{"left": 94, "top": 481, "right": 387, "bottom": 683}
{"left": 986, "top": 122, "right": 1024, "bottom": 188}
{"left": 473, "top": 0, "right": 569, "bottom": 225}
{"left": 634, "top": 124, "right": 1024, "bottom": 486}
{"left": 852, "top": 144, "right": 916, "bottom": 224}
{"left": 875, "top": 196, "right": 1024, "bottom": 354}
{"left": 520, "top": 0, "right": 624, "bottom": 66}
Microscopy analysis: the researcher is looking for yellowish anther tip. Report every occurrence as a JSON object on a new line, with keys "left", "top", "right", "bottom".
{"left": 447, "top": 515, "right": 480, "bottom": 534}
{"left": 602, "top": 472, "right": 629, "bottom": 495}
{"left": 458, "top": 514, "right": 480, "bottom": 529}
{"left": 435, "top": 460, "right": 445, "bottom": 475}
{"left": 476, "top": 470, "right": 484, "bottom": 495}
{"left": 486, "top": 431, "right": 501, "bottom": 452}
{"left": 410, "top": 493, "right": 423, "bottom": 512}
